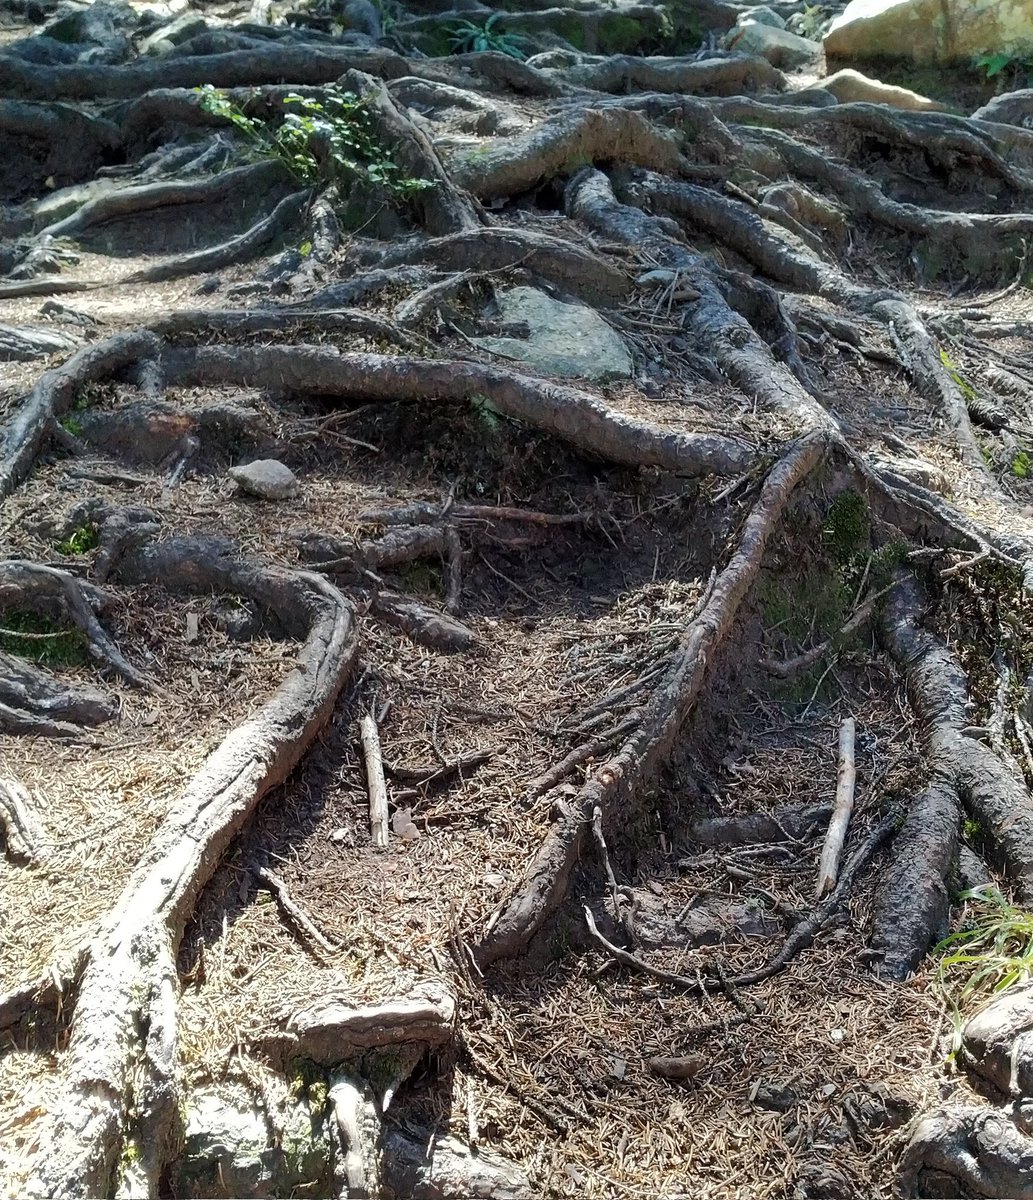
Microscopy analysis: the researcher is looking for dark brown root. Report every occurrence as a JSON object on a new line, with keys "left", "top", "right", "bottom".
{"left": 688, "top": 803, "right": 833, "bottom": 847}
{"left": 475, "top": 431, "right": 826, "bottom": 967}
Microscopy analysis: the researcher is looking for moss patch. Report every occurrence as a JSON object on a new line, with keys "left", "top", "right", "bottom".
{"left": 0, "top": 609, "right": 91, "bottom": 668}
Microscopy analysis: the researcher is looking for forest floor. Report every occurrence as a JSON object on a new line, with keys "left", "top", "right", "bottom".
{"left": 3, "top": 1, "right": 1033, "bottom": 1198}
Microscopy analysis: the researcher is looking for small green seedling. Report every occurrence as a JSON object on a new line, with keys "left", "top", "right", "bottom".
{"left": 55, "top": 524, "right": 99, "bottom": 556}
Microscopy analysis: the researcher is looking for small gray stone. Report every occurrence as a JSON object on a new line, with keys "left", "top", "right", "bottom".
{"left": 228, "top": 459, "right": 300, "bottom": 500}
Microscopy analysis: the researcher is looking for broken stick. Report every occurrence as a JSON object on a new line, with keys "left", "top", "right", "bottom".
{"left": 361, "top": 712, "right": 390, "bottom": 849}
{"left": 816, "top": 715, "right": 857, "bottom": 899}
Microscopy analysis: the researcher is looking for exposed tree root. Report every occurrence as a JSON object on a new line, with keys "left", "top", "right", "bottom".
{"left": 0, "top": 650, "right": 117, "bottom": 737}
{"left": 159, "top": 342, "right": 755, "bottom": 475}
{"left": 22, "top": 536, "right": 358, "bottom": 1198}
{"left": 561, "top": 53, "right": 784, "bottom": 95}
{"left": 374, "top": 224, "right": 630, "bottom": 303}
{"left": 475, "top": 431, "right": 825, "bottom": 966}
{"left": 905, "top": 1105, "right": 1033, "bottom": 1200}
{"left": 128, "top": 189, "right": 310, "bottom": 284}
{"left": 0, "top": 775, "right": 44, "bottom": 862}
{"left": 35, "top": 161, "right": 287, "bottom": 240}
{"left": 0, "top": 329, "right": 159, "bottom": 499}
{"left": 875, "top": 574, "right": 1033, "bottom": 981}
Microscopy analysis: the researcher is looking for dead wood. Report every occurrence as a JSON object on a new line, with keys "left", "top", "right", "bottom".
{"left": 0, "top": 322, "right": 78, "bottom": 361}
{"left": 361, "top": 711, "right": 390, "bottom": 849}
{"left": 475, "top": 431, "right": 825, "bottom": 967}
{"left": 815, "top": 716, "right": 857, "bottom": 900}
{"left": 152, "top": 305, "right": 427, "bottom": 351}
{"left": 159, "top": 343, "right": 754, "bottom": 476}
{"left": 0, "top": 774, "right": 44, "bottom": 862}
{"left": 584, "top": 812, "right": 895, "bottom": 992}
{"left": 23, "top": 537, "right": 359, "bottom": 1197}
{"left": 256, "top": 864, "right": 341, "bottom": 954}
{"left": 688, "top": 803, "right": 833, "bottom": 847}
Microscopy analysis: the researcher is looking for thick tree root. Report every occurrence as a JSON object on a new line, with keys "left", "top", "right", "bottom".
{"left": 0, "top": 650, "right": 117, "bottom": 737}
{"left": 475, "top": 430, "right": 826, "bottom": 966}
{"left": 879, "top": 574, "right": 1033, "bottom": 924}
{"left": 0, "top": 329, "right": 159, "bottom": 499}
{"left": 159, "top": 342, "right": 755, "bottom": 475}
{"left": 0, "top": 775, "right": 45, "bottom": 862}
{"left": 22, "top": 537, "right": 358, "bottom": 1198}
{"left": 905, "top": 1105, "right": 1033, "bottom": 1199}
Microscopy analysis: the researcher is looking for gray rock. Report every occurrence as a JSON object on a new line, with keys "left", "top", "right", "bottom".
{"left": 228, "top": 459, "right": 300, "bottom": 500}
{"left": 383, "top": 1131, "right": 533, "bottom": 1199}
{"left": 139, "top": 12, "right": 207, "bottom": 54}
{"left": 172, "top": 1083, "right": 332, "bottom": 1199}
{"left": 973, "top": 89, "right": 1033, "bottom": 128}
{"left": 726, "top": 19, "right": 822, "bottom": 69}
{"left": 825, "top": 0, "right": 1033, "bottom": 66}
{"left": 473, "top": 286, "right": 632, "bottom": 381}
{"left": 737, "top": 5, "right": 787, "bottom": 29}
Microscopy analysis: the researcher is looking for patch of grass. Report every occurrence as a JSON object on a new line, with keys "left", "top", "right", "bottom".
{"left": 54, "top": 523, "right": 99, "bottom": 556}
{"left": 0, "top": 610, "right": 90, "bottom": 668}
{"left": 936, "top": 885, "right": 1033, "bottom": 1009}
{"left": 962, "top": 817, "right": 985, "bottom": 842}
{"left": 196, "top": 84, "right": 437, "bottom": 203}
{"left": 1013, "top": 451, "right": 1030, "bottom": 479}
{"left": 822, "top": 490, "right": 870, "bottom": 564}
{"left": 60, "top": 415, "right": 83, "bottom": 437}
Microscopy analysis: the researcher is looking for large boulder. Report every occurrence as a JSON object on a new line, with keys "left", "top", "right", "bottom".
{"left": 473, "top": 286, "right": 632, "bottom": 381}
{"left": 825, "top": 0, "right": 1033, "bottom": 65}
{"left": 973, "top": 89, "right": 1033, "bottom": 127}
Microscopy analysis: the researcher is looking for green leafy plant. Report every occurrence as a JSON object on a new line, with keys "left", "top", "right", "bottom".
{"left": 1013, "top": 451, "right": 1031, "bottom": 479}
{"left": 936, "top": 886, "right": 1033, "bottom": 1008}
{"left": 447, "top": 13, "right": 528, "bottom": 59}
{"left": 55, "top": 523, "right": 99, "bottom": 556}
{"left": 195, "top": 84, "right": 436, "bottom": 202}
{"left": 974, "top": 49, "right": 1033, "bottom": 88}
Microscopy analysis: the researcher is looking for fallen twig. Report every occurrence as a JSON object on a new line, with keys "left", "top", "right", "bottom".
{"left": 816, "top": 716, "right": 857, "bottom": 899}
{"left": 361, "top": 711, "right": 390, "bottom": 849}
{"left": 256, "top": 866, "right": 340, "bottom": 954}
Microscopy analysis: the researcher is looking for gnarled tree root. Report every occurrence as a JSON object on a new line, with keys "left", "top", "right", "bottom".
{"left": 475, "top": 430, "right": 826, "bottom": 966}
{"left": 874, "top": 574, "right": 1033, "bottom": 980}
{"left": 21, "top": 536, "right": 358, "bottom": 1198}
{"left": 159, "top": 342, "right": 755, "bottom": 476}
